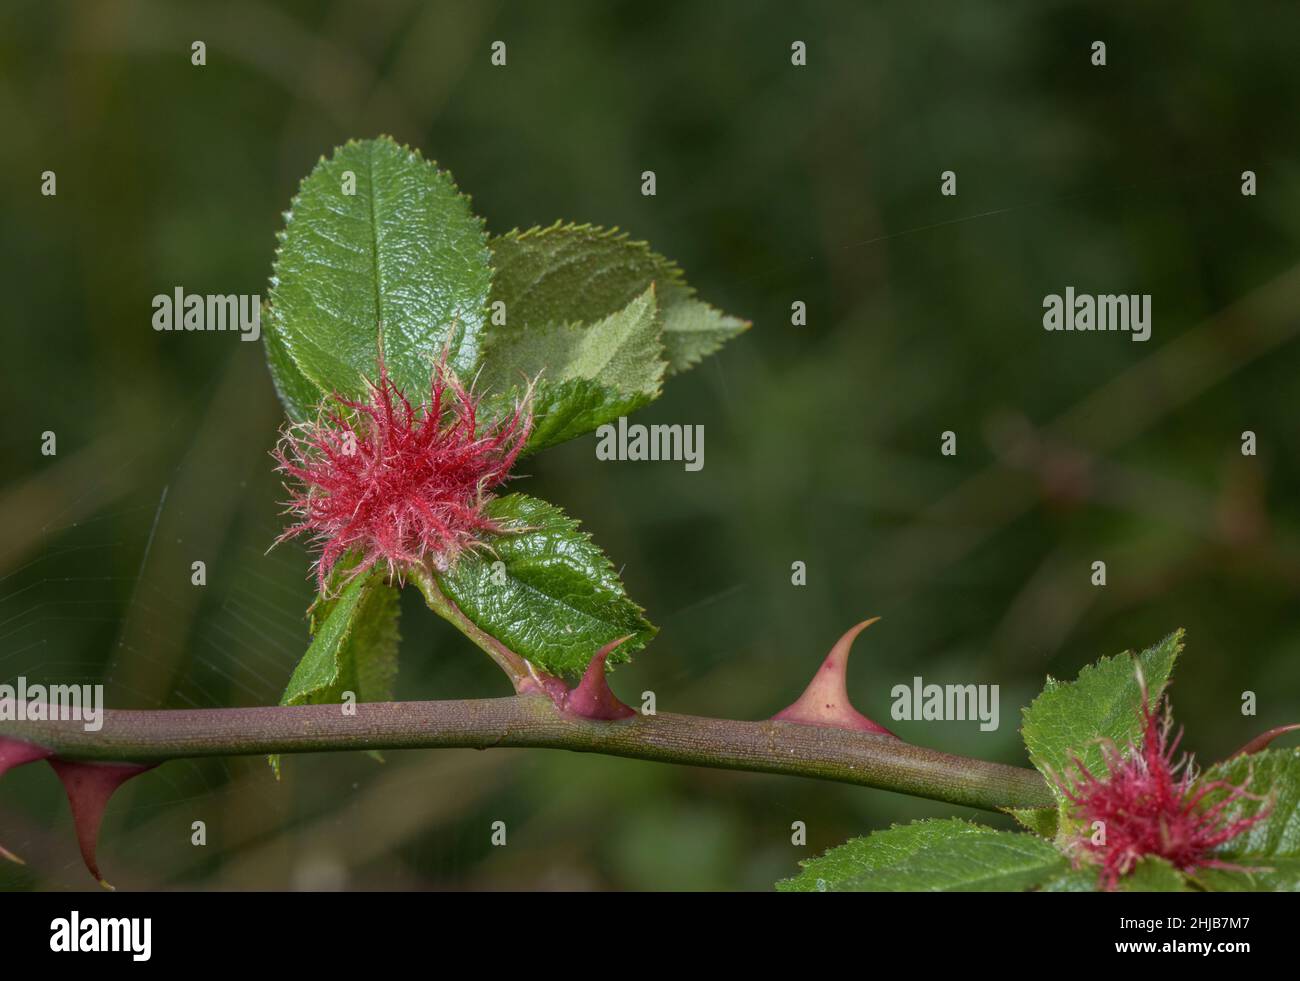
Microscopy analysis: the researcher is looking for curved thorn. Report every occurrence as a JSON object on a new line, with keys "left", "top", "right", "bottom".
{"left": 563, "top": 637, "right": 637, "bottom": 721}
{"left": 48, "top": 759, "right": 155, "bottom": 888}
{"left": 1230, "top": 722, "right": 1300, "bottom": 759}
{"left": 773, "top": 618, "right": 896, "bottom": 736}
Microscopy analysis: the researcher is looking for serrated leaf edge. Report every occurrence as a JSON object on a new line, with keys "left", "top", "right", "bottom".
{"left": 268, "top": 134, "right": 493, "bottom": 395}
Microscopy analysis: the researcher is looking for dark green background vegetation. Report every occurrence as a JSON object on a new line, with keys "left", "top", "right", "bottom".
{"left": 2, "top": 0, "right": 1298, "bottom": 890}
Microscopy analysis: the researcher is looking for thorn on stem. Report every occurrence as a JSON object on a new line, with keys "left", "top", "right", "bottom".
{"left": 773, "top": 618, "right": 896, "bottom": 736}
{"left": 48, "top": 759, "right": 155, "bottom": 888}
{"left": 0, "top": 736, "right": 52, "bottom": 777}
{"left": 561, "top": 637, "right": 637, "bottom": 721}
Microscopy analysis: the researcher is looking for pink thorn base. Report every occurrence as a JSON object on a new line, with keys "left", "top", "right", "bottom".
{"left": 48, "top": 759, "right": 155, "bottom": 888}
{"left": 562, "top": 637, "right": 637, "bottom": 721}
{"left": 1, "top": 737, "right": 53, "bottom": 865}
{"left": 0, "top": 737, "right": 52, "bottom": 776}
{"left": 773, "top": 618, "right": 896, "bottom": 736}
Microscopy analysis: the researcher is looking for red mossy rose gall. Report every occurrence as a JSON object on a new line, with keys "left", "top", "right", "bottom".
{"left": 273, "top": 355, "right": 532, "bottom": 591}
{"left": 1056, "top": 683, "right": 1269, "bottom": 890}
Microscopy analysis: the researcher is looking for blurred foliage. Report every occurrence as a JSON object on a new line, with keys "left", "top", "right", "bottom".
{"left": 2, "top": 0, "right": 1299, "bottom": 891}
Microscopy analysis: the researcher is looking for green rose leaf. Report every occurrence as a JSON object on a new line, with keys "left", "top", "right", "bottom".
{"left": 1039, "top": 867, "right": 1098, "bottom": 892}
{"left": 486, "top": 222, "right": 748, "bottom": 379}
{"left": 263, "top": 301, "right": 322, "bottom": 423}
{"left": 1190, "top": 748, "right": 1300, "bottom": 891}
{"left": 270, "top": 564, "right": 401, "bottom": 774}
{"left": 420, "top": 493, "right": 656, "bottom": 679}
{"left": 1005, "top": 806, "right": 1059, "bottom": 838}
{"left": 1021, "top": 630, "right": 1182, "bottom": 805}
{"left": 1195, "top": 857, "right": 1300, "bottom": 892}
{"left": 481, "top": 285, "right": 664, "bottom": 454}
{"left": 482, "top": 285, "right": 664, "bottom": 398}
{"left": 268, "top": 136, "right": 492, "bottom": 405}
{"left": 279, "top": 566, "right": 400, "bottom": 709}
{"left": 659, "top": 292, "right": 749, "bottom": 377}
{"left": 1041, "top": 857, "right": 1189, "bottom": 892}
{"left": 508, "top": 377, "right": 649, "bottom": 457}
{"left": 1121, "top": 857, "right": 1191, "bottom": 891}
{"left": 776, "top": 818, "right": 1066, "bottom": 892}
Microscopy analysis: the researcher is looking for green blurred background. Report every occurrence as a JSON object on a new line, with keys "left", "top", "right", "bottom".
{"left": 2, "top": 0, "right": 1299, "bottom": 891}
